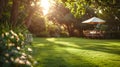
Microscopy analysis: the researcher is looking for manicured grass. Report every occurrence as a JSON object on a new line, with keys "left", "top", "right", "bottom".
{"left": 32, "top": 37, "right": 120, "bottom": 67}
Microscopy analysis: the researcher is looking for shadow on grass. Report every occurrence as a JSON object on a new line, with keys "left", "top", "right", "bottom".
{"left": 32, "top": 37, "right": 120, "bottom": 67}
{"left": 32, "top": 38, "right": 99, "bottom": 67}
{"left": 47, "top": 38, "right": 120, "bottom": 55}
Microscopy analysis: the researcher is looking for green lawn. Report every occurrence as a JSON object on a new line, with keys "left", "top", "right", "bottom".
{"left": 32, "top": 37, "right": 120, "bottom": 67}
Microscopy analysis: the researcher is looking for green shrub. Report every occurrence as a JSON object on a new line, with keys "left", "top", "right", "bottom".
{"left": 37, "top": 31, "right": 50, "bottom": 37}
{"left": 60, "top": 32, "right": 69, "bottom": 37}
{"left": 104, "top": 31, "right": 120, "bottom": 39}
{"left": 0, "top": 23, "right": 34, "bottom": 67}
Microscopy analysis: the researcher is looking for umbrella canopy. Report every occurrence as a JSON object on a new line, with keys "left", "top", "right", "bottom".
{"left": 82, "top": 17, "right": 105, "bottom": 24}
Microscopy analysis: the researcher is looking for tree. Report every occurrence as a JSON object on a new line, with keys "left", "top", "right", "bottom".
{"left": 61, "top": 0, "right": 120, "bottom": 17}
{"left": 10, "top": 0, "right": 20, "bottom": 27}
{"left": 61, "top": 0, "right": 89, "bottom": 17}
{"left": 0, "top": 0, "right": 42, "bottom": 66}
{"left": 47, "top": 2, "right": 76, "bottom": 36}
{"left": 0, "top": 0, "right": 41, "bottom": 28}
{"left": 89, "top": 0, "right": 120, "bottom": 32}
{"left": 60, "top": 0, "right": 120, "bottom": 38}
{"left": 28, "top": 14, "right": 46, "bottom": 37}
{"left": 0, "top": 0, "right": 8, "bottom": 18}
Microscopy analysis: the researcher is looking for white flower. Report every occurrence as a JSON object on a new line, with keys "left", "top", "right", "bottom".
{"left": 10, "top": 30, "right": 18, "bottom": 37}
{"left": 9, "top": 43, "right": 15, "bottom": 47}
{"left": 10, "top": 36, "right": 14, "bottom": 39}
{"left": 20, "top": 56, "right": 26, "bottom": 60}
{"left": 17, "top": 46, "right": 21, "bottom": 50}
{"left": 1, "top": 33, "right": 4, "bottom": 37}
{"left": 5, "top": 32, "right": 9, "bottom": 36}
{"left": 28, "top": 48, "right": 32, "bottom": 52}
{"left": 26, "top": 60, "right": 31, "bottom": 65}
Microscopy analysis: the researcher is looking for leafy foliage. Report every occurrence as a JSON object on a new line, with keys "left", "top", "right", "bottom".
{"left": 0, "top": 0, "right": 39, "bottom": 66}
{"left": 28, "top": 14, "right": 47, "bottom": 37}
{"left": 61, "top": 0, "right": 88, "bottom": 17}
{"left": 47, "top": 2, "right": 77, "bottom": 36}
{"left": 0, "top": 23, "right": 34, "bottom": 67}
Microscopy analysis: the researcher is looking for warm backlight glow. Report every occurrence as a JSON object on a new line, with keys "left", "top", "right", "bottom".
{"left": 40, "top": 0, "right": 50, "bottom": 15}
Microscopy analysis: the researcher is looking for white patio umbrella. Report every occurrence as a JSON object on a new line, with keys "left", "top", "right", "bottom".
{"left": 82, "top": 17, "right": 105, "bottom": 24}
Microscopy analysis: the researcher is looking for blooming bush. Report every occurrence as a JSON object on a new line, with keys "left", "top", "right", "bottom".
{"left": 0, "top": 24, "right": 34, "bottom": 67}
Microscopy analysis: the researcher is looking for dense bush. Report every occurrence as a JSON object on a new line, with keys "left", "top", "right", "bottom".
{"left": 0, "top": 24, "right": 34, "bottom": 67}
{"left": 28, "top": 15, "right": 47, "bottom": 37}
{"left": 104, "top": 31, "right": 120, "bottom": 39}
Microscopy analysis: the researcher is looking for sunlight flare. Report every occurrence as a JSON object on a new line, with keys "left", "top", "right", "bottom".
{"left": 40, "top": 0, "right": 50, "bottom": 15}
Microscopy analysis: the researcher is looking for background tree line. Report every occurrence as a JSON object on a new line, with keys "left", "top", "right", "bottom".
{"left": 1, "top": 0, "right": 120, "bottom": 38}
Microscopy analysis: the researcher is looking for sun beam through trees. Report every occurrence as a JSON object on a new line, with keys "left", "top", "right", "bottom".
{"left": 40, "top": 0, "right": 51, "bottom": 15}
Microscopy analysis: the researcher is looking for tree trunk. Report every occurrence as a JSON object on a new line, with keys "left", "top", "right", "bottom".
{"left": 10, "top": 0, "right": 20, "bottom": 28}
{"left": 66, "top": 24, "right": 74, "bottom": 37}
{"left": 24, "top": 11, "right": 35, "bottom": 28}
{"left": 0, "top": 0, "right": 8, "bottom": 18}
